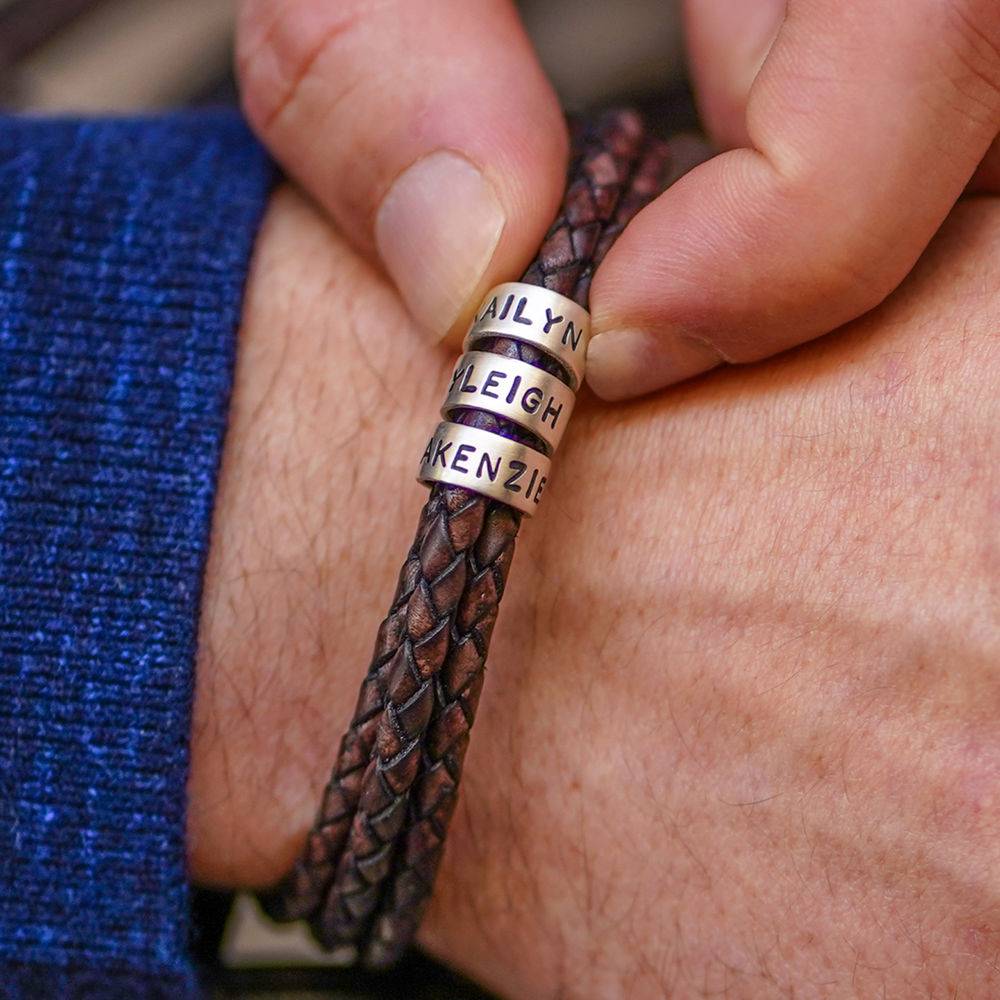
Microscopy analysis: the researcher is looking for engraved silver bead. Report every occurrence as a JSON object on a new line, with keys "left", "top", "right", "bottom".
{"left": 417, "top": 421, "right": 551, "bottom": 517}
{"left": 464, "top": 282, "right": 590, "bottom": 389}
{"left": 441, "top": 350, "right": 576, "bottom": 452}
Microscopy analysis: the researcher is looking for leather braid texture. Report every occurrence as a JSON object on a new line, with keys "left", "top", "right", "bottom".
{"left": 261, "top": 108, "right": 704, "bottom": 970}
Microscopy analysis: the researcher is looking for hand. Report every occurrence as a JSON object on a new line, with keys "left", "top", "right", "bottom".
{"left": 189, "top": 186, "right": 1000, "bottom": 997}
{"left": 236, "top": 0, "right": 567, "bottom": 343}
{"left": 237, "top": 0, "right": 1000, "bottom": 402}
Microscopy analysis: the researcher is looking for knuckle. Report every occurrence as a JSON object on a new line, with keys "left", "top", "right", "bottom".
{"left": 236, "top": 0, "right": 374, "bottom": 132}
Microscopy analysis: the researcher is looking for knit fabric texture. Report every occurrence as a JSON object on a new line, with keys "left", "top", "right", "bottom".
{"left": 0, "top": 112, "right": 271, "bottom": 996}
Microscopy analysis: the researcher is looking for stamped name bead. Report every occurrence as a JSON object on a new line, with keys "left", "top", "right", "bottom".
{"left": 417, "top": 421, "right": 551, "bottom": 517}
{"left": 441, "top": 351, "right": 576, "bottom": 452}
{"left": 464, "top": 282, "right": 591, "bottom": 389}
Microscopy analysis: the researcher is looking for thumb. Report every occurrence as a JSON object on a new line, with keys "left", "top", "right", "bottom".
{"left": 237, "top": 0, "right": 567, "bottom": 342}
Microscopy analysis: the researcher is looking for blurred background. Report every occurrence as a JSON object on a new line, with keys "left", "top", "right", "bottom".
{"left": 0, "top": 0, "right": 691, "bottom": 117}
{"left": 1, "top": 1, "right": 694, "bottom": 996}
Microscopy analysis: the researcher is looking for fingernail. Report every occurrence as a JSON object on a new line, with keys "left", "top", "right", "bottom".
{"left": 375, "top": 151, "right": 505, "bottom": 341}
{"left": 586, "top": 329, "right": 723, "bottom": 400}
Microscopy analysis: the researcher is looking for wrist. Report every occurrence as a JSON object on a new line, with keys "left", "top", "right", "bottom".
{"left": 188, "top": 185, "right": 448, "bottom": 886}
{"left": 188, "top": 183, "right": 1000, "bottom": 998}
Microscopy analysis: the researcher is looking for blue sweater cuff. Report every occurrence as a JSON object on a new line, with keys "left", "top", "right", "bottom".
{"left": 0, "top": 111, "right": 272, "bottom": 996}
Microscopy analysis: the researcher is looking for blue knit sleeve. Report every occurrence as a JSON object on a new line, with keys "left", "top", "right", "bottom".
{"left": 0, "top": 112, "right": 271, "bottom": 997}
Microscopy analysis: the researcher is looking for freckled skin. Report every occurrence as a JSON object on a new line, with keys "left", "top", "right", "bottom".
{"left": 190, "top": 187, "right": 1000, "bottom": 1000}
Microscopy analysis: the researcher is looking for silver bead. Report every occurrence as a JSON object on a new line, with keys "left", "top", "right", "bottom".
{"left": 441, "top": 351, "right": 576, "bottom": 451}
{"left": 464, "top": 282, "right": 591, "bottom": 389}
{"left": 417, "top": 421, "right": 551, "bottom": 517}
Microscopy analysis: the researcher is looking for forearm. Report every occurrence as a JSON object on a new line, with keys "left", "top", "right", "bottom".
{"left": 190, "top": 187, "right": 1000, "bottom": 998}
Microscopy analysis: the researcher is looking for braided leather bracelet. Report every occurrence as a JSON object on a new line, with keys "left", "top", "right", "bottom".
{"left": 261, "top": 108, "right": 700, "bottom": 969}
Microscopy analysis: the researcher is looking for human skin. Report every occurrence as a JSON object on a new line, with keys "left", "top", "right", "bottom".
{"left": 188, "top": 188, "right": 1000, "bottom": 999}
{"left": 236, "top": 0, "right": 1000, "bottom": 398}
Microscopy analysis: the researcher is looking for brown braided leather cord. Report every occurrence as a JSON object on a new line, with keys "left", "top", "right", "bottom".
{"left": 261, "top": 108, "right": 708, "bottom": 969}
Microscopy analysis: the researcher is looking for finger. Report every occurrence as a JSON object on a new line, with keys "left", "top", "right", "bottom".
{"left": 684, "top": 0, "right": 785, "bottom": 149}
{"left": 237, "top": 0, "right": 566, "bottom": 342}
{"left": 587, "top": 0, "right": 1000, "bottom": 399}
